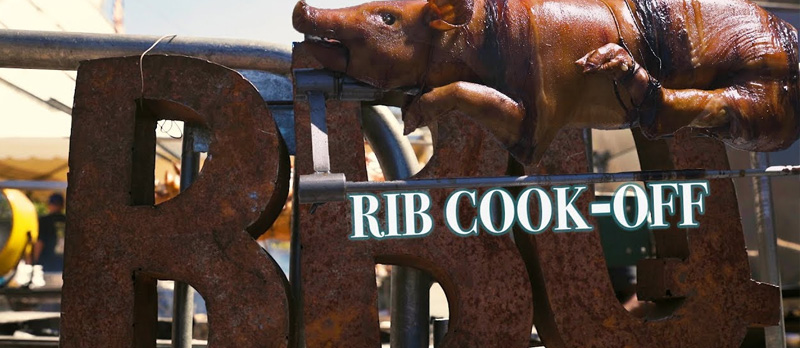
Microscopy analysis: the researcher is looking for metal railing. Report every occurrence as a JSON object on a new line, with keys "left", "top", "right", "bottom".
{"left": 0, "top": 29, "right": 290, "bottom": 74}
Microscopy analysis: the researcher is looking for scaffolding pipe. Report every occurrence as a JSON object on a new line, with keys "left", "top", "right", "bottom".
{"left": 0, "top": 29, "right": 291, "bottom": 74}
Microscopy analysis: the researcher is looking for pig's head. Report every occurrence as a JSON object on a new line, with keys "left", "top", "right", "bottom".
{"left": 292, "top": 0, "right": 474, "bottom": 89}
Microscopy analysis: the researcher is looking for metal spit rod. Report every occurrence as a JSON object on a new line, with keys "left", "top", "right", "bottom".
{"left": 299, "top": 165, "right": 800, "bottom": 204}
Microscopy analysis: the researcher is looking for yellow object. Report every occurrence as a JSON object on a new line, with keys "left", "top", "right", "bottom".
{"left": 0, "top": 189, "right": 38, "bottom": 276}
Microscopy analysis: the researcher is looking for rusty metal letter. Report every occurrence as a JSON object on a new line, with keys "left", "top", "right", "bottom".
{"left": 516, "top": 130, "right": 779, "bottom": 347}
{"left": 293, "top": 45, "right": 533, "bottom": 348}
{"left": 61, "top": 56, "right": 289, "bottom": 348}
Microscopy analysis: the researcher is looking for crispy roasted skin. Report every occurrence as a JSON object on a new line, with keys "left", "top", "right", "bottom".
{"left": 632, "top": 0, "right": 799, "bottom": 151}
{"left": 294, "top": 0, "right": 799, "bottom": 164}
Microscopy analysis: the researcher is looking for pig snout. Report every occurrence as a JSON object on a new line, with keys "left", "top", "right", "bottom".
{"left": 292, "top": 1, "right": 350, "bottom": 73}
{"left": 292, "top": 1, "right": 338, "bottom": 38}
{"left": 292, "top": 1, "right": 317, "bottom": 34}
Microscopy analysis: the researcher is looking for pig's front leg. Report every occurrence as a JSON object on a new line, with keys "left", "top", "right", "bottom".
{"left": 576, "top": 43, "right": 653, "bottom": 109}
{"left": 403, "top": 81, "right": 525, "bottom": 150}
{"left": 577, "top": 43, "right": 722, "bottom": 136}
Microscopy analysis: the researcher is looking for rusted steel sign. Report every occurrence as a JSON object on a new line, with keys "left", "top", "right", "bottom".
{"left": 59, "top": 53, "right": 779, "bottom": 347}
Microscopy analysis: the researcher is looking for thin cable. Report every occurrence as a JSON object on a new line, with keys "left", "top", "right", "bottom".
{"left": 139, "top": 34, "right": 176, "bottom": 97}
{"left": 139, "top": 34, "right": 181, "bottom": 139}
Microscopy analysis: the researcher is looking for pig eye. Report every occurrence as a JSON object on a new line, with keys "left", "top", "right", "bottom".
{"left": 380, "top": 13, "right": 396, "bottom": 25}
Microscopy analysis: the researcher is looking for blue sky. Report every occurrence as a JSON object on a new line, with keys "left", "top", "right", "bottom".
{"left": 124, "top": 0, "right": 371, "bottom": 46}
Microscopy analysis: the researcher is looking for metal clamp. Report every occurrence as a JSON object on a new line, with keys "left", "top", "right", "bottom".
{"left": 297, "top": 172, "right": 347, "bottom": 204}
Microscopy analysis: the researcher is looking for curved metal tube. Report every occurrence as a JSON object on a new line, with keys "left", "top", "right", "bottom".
{"left": 360, "top": 105, "right": 421, "bottom": 181}
{"left": 360, "top": 105, "right": 429, "bottom": 348}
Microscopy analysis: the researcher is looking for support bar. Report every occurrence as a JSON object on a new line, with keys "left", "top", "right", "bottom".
{"left": 308, "top": 91, "right": 331, "bottom": 173}
{"left": 432, "top": 318, "right": 449, "bottom": 348}
{"left": 0, "top": 29, "right": 291, "bottom": 73}
{"left": 298, "top": 165, "right": 800, "bottom": 203}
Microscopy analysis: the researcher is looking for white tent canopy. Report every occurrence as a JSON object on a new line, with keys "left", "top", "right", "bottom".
{"left": 0, "top": 1, "right": 186, "bottom": 187}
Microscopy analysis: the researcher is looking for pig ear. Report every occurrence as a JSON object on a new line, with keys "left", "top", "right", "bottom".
{"left": 427, "top": 0, "right": 474, "bottom": 31}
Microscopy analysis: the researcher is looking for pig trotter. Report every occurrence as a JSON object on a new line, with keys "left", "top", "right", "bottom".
{"left": 403, "top": 81, "right": 526, "bottom": 156}
{"left": 576, "top": 44, "right": 692, "bottom": 139}
{"left": 577, "top": 43, "right": 655, "bottom": 108}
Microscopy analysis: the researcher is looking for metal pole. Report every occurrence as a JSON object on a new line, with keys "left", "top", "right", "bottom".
{"left": 360, "top": 106, "right": 429, "bottom": 348}
{"left": 360, "top": 106, "right": 420, "bottom": 180}
{"left": 390, "top": 267, "right": 431, "bottom": 348}
{"left": 749, "top": 152, "right": 786, "bottom": 348}
{"left": 0, "top": 29, "right": 291, "bottom": 74}
{"left": 172, "top": 126, "right": 201, "bottom": 348}
{"left": 583, "top": 128, "right": 595, "bottom": 200}
{"left": 432, "top": 318, "right": 449, "bottom": 348}
{"left": 583, "top": 128, "right": 594, "bottom": 173}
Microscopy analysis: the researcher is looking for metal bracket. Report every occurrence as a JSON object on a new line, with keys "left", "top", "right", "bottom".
{"left": 297, "top": 172, "right": 347, "bottom": 205}
{"left": 307, "top": 91, "right": 331, "bottom": 174}
{"left": 294, "top": 69, "right": 389, "bottom": 204}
